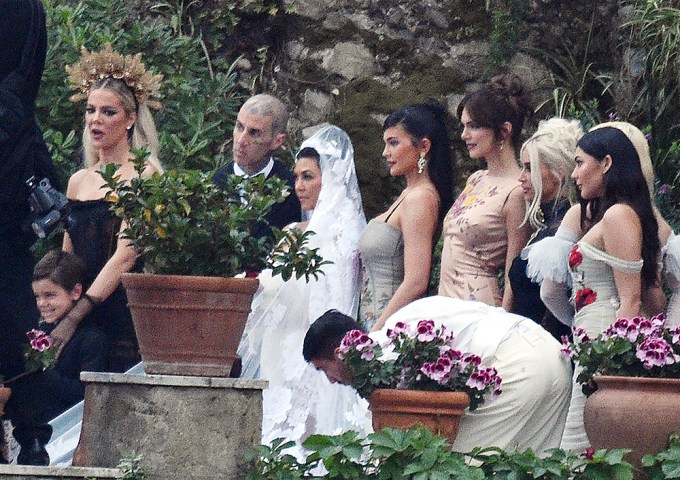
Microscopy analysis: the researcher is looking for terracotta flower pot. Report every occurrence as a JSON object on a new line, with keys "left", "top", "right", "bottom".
{"left": 369, "top": 389, "right": 470, "bottom": 443}
{"left": 584, "top": 375, "right": 680, "bottom": 472}
{"left": 0, "top": 387, "right": 10, "bottom": 417}
{"left": 122, "top": 273, "right": 259, "bottom": 377}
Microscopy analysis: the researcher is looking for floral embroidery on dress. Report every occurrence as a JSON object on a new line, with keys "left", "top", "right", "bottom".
{"left": 569, "top": 245, "right": 583, "bottom": 269}
{"left": 359, "top": 272, "right": 390, "bottom": 330}
{"left": 447, "top": 173, "right": 499, "bottom": 221}
{"left": 569, "top": 244, "right": 597, "bottom": 312}
{"left": 574, "top": 288, "right": 597, "bottom": 312}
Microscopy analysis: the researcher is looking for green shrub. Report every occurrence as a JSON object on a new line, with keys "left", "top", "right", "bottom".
{"left": 246, "top": 426, "right": 639, "bottom": 479}
{"left": 39, "top": 0, "right": 242, "bottom": 177}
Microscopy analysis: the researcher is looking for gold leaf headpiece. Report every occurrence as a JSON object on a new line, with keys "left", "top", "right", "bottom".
{"left": 66, "top": 43, "right": 163, "bottom": 109}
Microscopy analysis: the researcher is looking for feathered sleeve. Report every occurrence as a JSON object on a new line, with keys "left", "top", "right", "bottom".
{"left": 521, "top": 226, "right": 579, "bottom": 285}
{"left": 522, "top": 226, "right": 579, "bottom": 326}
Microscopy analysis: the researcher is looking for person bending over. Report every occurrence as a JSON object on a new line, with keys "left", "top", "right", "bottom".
{"left": 303, "top": 295, "right": 573, "bottom": 453}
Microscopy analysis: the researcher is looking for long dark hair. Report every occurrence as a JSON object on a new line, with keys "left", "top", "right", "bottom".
{"left": 577, "top": 127, "right": 660, "bottom": 288}
{"left": 383, "top": 100, "right": 454, "bottom": 224}
{"left": 456, "top": 73, "right": 533, "bottom": 151}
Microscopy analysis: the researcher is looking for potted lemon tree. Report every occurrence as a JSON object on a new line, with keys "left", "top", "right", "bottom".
{"left": 100, "top": 152, "right": 327, "bottom": 377}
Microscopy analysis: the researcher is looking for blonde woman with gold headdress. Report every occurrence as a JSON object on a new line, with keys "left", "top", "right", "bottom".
{"left": 49, "top": 44, "right": 163, "bottom": 373}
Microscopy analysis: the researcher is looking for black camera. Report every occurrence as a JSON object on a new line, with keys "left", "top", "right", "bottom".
{"left": 25, "top": 176, "right": 72, "bottom": 239}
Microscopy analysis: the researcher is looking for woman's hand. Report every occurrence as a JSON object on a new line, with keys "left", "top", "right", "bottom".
{"left": 50, "top": 296, "right": 94, "bottom": 356}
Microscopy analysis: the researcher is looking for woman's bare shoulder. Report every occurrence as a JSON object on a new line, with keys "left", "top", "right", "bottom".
{"left": 406, "top": 183, "right": 440, "bottom": 207}
{"left": 602, "top": 203, "right": 639, "bottom": 224}
{"left": 66, "top": 168, "right": 94, "bottom": 197}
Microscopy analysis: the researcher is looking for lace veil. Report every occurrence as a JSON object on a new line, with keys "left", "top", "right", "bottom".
{"left": 302, "top": 124, "right": 366, "bottom": 319}
{"left": 237, "top": 125, "right": 370, "bottom": 452}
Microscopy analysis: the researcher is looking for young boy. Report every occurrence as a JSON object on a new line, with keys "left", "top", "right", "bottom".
{"left": 31, "top": 249, "right": 107, "bottom": 421}
{"left": 2, "top": 250, "right": 107, "bottom": 465}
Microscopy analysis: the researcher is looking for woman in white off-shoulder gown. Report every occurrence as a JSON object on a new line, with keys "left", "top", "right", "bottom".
{"left": 238, "top": 125, "right": 371, "bottom": 456}
{"left": 525, "top": 124, "right": 663, "bottom": 452}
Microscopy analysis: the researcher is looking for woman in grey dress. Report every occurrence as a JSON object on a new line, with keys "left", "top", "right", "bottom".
{"left": 358, "top": 101, "right": 454, "bottom": 331}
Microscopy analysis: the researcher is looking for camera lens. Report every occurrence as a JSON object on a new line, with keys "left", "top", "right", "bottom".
{"left": 31, "top": 210, "right": 61, "bottom": 239}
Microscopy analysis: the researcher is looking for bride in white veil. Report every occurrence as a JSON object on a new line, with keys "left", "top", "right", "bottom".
{"left": 238, "top": 124, "right": 371, "bottom": 454}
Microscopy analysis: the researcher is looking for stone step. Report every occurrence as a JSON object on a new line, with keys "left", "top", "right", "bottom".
{"left": 0, "top": 464, "right": 121, "bottom": 479}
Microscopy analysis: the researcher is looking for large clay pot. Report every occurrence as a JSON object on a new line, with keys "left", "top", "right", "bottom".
{"left": 369, "top": 389, "right": 470, "bottom": 444}
{"left": 584, "top": 375, "right": 680, "bottom": 472}
{"left": 122, "top": 273, "right": 259, "bottom": 377}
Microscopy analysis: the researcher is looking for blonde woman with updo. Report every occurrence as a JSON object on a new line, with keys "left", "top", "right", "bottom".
{"left": 50, "top": 44, "right": 163, "bottom": 373}
{"left": 509, "top": 118, "right": 583, "bottom": 338}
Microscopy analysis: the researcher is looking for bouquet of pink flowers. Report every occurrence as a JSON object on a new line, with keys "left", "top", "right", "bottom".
{"left": 561, "top": 314, "right": 680, "bottom": 395}
{"left": 338, "top": 319, "right": 502, "bottom": 411}
{"left": 0, "top": 329, "right": 57, "bottom": 386}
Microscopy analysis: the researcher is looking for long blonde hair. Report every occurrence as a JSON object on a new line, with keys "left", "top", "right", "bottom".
{"left": 82, "top": 77, "right": 162, "bottom": 172}
{"left": 520, "top": 117, "right": 583, "bottom": 230}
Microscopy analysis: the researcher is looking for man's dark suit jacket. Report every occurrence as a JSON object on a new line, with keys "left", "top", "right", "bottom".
{"left": 213, "top": 159, "right": 302, "bottom": 241}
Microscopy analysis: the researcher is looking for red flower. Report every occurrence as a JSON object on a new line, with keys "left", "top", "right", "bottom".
{"left": 30, "top": 336, "right": 52, "bottom": 352}
{"left": 574, "top": 288, "right": 597, "bottom": 312}
{"left": 581, "top": 447, "right": 595, "bottom": 460}
{"left": 569, "top": 245, "right": 583, "bottom": 269}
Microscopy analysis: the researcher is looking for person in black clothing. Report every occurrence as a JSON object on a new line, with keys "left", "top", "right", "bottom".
{"left": 508, "top": 117, "right": 583, "bottom": 340}
{"left": 31, "top": 250, "right": 107, "bottom": 421}
{"left": 213, "top": 94, "right": 301, "bottom": 241}
{"left": 0, "top": 0, "right": 59, "bottom": 466}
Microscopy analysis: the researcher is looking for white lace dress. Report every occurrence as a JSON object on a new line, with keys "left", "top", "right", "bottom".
{"left": 237, "top": 125, "right": 372, "bottom": 458}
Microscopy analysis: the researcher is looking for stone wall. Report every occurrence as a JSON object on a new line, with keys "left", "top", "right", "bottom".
{"left": 224, "top": 0, "right": 621, "bottom": 215}
{"left": 131, "top": 0, "right": 630, "bottom": 216}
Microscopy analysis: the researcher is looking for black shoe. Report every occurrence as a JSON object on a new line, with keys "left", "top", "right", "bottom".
{"left": 17, "top": 438, "right": 49, "bottom": 466}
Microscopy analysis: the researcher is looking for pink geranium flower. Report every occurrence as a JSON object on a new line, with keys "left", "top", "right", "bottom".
{"left": 415, "top": 320, "right": 436, "bottom": 342}
{"left": 338, "top": 318, "right": 502, "bottom": 411}
{"left": 30, "top": 335, "right": 52, "bottom": 352}
{"left": 564, "top": 315, "right": 680, "bottom": 391}
{"left": 636, "top": 337, "right": 678, "bottom": 369}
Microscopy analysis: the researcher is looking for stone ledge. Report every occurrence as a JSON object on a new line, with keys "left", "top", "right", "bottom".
{"left": 0, "top": 464, "right": 121, "bottom": 479}
{"left": 80, "top": 372, "right": 267, "bottom": 390}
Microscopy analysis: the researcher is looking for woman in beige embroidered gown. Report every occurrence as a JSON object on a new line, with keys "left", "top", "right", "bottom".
{"left": 439, "top": 74, "right": 533, "bottom": 309}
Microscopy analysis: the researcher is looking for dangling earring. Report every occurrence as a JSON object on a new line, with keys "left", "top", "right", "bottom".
{"left": 417, "top": 155, "right": 426, "bottom": 174}
{"left": 499, "top": 140, "right": 505, "bottom": 152}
